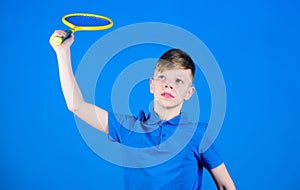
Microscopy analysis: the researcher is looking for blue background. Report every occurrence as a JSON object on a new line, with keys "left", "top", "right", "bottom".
{"left": 1, "top": 0, "right": 300, "bottom": 189}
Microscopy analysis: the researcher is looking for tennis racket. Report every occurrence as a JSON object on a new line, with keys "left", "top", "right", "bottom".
{"left": 52, "top": 13, "right": 113, "bottom": 45}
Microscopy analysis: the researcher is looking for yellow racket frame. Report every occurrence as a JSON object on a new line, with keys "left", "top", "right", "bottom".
{"left": 52, "top": 13, "right": 113, "bottom": 45}
{"left": 62, "top": 13, "right": 113, "bottom": 31}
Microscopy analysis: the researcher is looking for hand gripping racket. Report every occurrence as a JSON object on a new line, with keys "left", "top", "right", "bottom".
{"left": 52, "top": 13, "right": 113, "bottom": 45}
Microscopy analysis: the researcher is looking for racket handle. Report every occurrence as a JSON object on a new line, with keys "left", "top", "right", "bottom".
{"left": 52, "top": 30, "right": 73, "bottom": 45}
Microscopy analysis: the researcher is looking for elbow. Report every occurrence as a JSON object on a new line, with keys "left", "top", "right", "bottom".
{"left": 65, "top": 96, "right": 85, "bottom": 113}
{"left": 67, "top": 104, "right": 78, "bottom": 113}
{"left": 218, "top": 184, "right": 236, "bottom": 190}
{"left": 66, "top": 101, "right": 81, "bottom": 113}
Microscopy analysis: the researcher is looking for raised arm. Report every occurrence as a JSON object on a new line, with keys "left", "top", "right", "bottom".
{"left": 209, "top": 163, "right": 236, "bottom": 190}
{"left": 49, "top": 30, "right": 108, "bottom": 133}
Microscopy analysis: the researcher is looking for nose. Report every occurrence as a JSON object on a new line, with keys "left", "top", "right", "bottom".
{"left": 164, "top": 83, "right": 173, "bottom": 89}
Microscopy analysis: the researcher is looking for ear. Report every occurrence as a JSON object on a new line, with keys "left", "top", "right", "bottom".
{"left": 150, "top": 78, "right": 154, "bottom": 94}
{"left": 184, "top": 86, "right": 195, "bottom": 100}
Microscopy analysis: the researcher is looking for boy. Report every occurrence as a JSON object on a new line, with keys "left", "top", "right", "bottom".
{"left": 50, "top": 30, "right": 236, "bottom": 190}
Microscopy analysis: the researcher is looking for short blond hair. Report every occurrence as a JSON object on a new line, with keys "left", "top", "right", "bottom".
{"left": 154, "top": 49, "right": 195, "bottom": 81}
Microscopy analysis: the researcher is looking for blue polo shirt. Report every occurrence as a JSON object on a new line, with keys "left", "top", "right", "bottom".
{"left": 108, "top": 110, "right": 223, "bottom": 190}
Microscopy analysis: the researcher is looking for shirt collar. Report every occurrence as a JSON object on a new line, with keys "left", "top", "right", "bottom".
{"left": 146, "top": 109, "right": 190, "bottom": 125}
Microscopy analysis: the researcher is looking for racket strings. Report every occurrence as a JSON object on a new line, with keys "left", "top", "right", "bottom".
{"left": 65, "top": 16, "right": 111, "bottom": 27}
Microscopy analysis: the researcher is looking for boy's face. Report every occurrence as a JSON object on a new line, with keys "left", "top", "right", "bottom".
{"left": 150, "top": 68, "right": 195, "bottom": 110}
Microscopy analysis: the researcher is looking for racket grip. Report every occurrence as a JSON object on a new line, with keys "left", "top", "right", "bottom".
{"left": 52, "top": 30, "right": 73, "bottom": 45}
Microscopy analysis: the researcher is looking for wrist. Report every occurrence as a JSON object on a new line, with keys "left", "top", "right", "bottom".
{"left": 56, "top": 48, "right": 70, "bottom": 57}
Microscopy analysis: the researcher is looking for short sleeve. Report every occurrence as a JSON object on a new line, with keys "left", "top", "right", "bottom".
{"left": 107, "top": 112, "right": 122, "bottom": 142}
{"left": 196, "top": 123, "right": 223, "bottom": 170}
{"left": 200, "top": 143, "right": 223, "bottom": 170}
{"left": 107, "top": 112, "right": 138, "bottom": 143}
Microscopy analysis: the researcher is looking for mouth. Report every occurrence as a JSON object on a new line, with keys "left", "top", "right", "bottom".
{"left": 161, "top": 92, "right": 174, "bottom": 99}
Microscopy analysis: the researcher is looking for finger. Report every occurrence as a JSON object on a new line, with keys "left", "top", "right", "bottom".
{"left": 52, "top": 30, "right": 66, "bottom": 37}
{"left": 50, "top": 32, "right": 64, "bottom": 46}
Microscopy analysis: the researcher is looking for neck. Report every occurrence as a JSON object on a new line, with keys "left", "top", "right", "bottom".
{"left": 153, "top": 102, "right": 182, "bottom": 121}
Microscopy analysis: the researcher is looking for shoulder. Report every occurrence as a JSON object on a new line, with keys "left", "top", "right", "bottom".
{"left": 179, "top": 112, "right": 207, "bottom": 132}
{"left": 182, "top": 121, "right": 207, "bottom": 136}
{"left": 107, "top": 111, "right": 143, "bottom": 142}
{"left": 174, "top": 120, "right": 208, "bottom": 148}
{"left": 108, "top": 112, "right": 136, "bottom": 124}
{"left": 108, "top": 110, "right": 148, "bottom": 128}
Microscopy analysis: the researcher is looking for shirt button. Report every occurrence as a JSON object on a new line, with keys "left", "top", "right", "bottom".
{"left": 162, "top": 134, "right": 166, "bottom": 138}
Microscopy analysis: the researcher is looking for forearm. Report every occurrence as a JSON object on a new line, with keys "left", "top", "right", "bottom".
{"left": 210, "top": 164, "right": 236, "bottom": 190}
{"left": 56, "top": 49, "right": 84, "bottom": 111}
{"left": 216, "top": 183, "right": 236, "bottom": 190}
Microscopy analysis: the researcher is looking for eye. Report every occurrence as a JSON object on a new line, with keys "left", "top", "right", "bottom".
{"left": 158, "top": 75, "right": 166, "bottom": 81}
{"left": 175, "top": 78, "right": 184, "bottom": 85}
